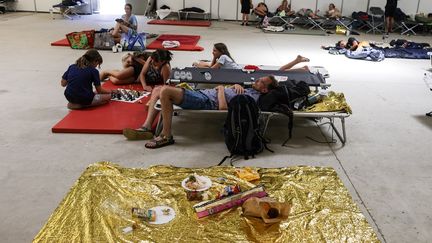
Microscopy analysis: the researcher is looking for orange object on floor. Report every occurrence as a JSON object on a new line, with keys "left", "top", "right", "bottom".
{"left": 51, "top": 38, "right": 70, "bottom": 46}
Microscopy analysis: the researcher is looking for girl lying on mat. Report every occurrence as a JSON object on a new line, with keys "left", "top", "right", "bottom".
{"left": 325, "top": 38, "right": 430, "bottom": 51}
{"left": 193, "top": 43, "right": 241, "bottom": 69}
{"left": 139, "top": 49, "right": 173, "bottom": 92}
{"left": 99, "top": 51, "right": 151, "bottom": 85}
{"left": 110, "top": 3, "right": 138, "bottom": 43}
{"left": 61, "top": 50, "right": 112, "bottom": 110}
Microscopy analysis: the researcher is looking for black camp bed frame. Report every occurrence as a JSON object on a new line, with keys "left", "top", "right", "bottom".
{"left": 169, "top": 67, "right": 328, "bottom": 89}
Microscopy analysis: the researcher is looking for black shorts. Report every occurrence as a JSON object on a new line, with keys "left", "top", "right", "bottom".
{"left": 241, "top": 5, "right": 251, "bottom": 14}
{"left": 385, "top": 5, "right": 396, "bottom": 17}
{"left": 241, "top": 0, "right": 251, "bottom": 14}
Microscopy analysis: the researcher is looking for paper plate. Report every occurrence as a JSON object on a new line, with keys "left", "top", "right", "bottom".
{"left": 181, "top": 175, "right": 212, "bottom": 191}
{"left": 148, "top": 206, "right": 175, "bottom": 225}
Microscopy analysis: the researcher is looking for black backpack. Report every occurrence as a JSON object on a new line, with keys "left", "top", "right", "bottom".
{"left": 258, "top": 81, "right": 310, "bottom": 145}
{"left": 219, "top": 95, "right": 270, "bottom": 165}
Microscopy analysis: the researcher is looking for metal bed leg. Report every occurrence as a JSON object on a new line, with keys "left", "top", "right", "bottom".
{"left": 155, "top": 115, "right": 163, "bottom": 136}
{"left": 328, "top": 117, "right": 346, "bottom": 145}
{"left": 308, "top": 17, "right": 326, "bottom": 31}
{"left": 261, "top": 113, "right": 274, "bottom": 137}
{"left": 401, "top": 22, "right": 421, "bottom": 35}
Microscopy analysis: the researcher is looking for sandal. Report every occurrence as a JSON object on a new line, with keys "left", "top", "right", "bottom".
{"left": 122, "top": 127, "right": 154, "bottom": 140}
{"left": 145, "top": 135, "right": 175, "bottom": 149}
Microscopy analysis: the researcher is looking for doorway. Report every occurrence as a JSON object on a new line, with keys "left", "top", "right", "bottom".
{"left": 100, "top": 0, "right": 125, "bottom": 15}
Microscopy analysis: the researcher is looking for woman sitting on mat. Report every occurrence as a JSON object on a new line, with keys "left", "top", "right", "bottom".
{"left": 99, "top": 51, "right": 151, "bottom": 85}
{"left": 325, "top": 3, "right": 341, "bottom": 19}
{"left": 61, "top": 49, "right": 112, "bottom": 110}
{"left": 192, "top": 43, "right": 241, "bottom": 69}
{"left": 111, "top": 3, "right": 138, "bottom": 43}
{"left": 139, "top": 49, "right": 173, "bottom": 92}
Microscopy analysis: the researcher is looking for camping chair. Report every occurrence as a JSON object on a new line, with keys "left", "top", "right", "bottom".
{"left": 0, "top": 0, "right": 15, "bottom": 13}
{"left": 52, "top": 1, "right": 88, "bottom": 20}
{"left": 366, "top": 7, "right": 385, "bottom": 34}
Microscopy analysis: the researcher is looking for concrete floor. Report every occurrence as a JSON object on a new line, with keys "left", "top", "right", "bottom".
{"left": 0, "top": 12, "right": 431, "bottom": 242}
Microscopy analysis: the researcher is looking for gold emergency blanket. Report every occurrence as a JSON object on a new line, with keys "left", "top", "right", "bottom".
{"left": 34, "top": 162, "right": 378, "bottom": 242}
{"left": 305, "top": 91, "right": 352, "bottom": 114}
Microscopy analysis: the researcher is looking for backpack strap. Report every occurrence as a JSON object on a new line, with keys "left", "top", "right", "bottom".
{"left": 218, "top": 155, "right": 232, "bottom": 165}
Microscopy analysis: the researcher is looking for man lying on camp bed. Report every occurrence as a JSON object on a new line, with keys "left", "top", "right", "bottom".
{"left": 122, "top": 76, "right": 278, "bottom": 149}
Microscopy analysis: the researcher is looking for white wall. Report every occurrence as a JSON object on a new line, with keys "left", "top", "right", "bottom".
{"left": 216, "top": 0, "right": 238, "bottom": 20}
{"left": 157, "top": 0, "right": 183, "bottom": 11}
{"left": 342, "top": 0, "right": 368, "bottom": 15}
{"left": 417, "top": 0, "right": 432, "bottom": 14}
{"left": 291, "top": 0, "right": 316, "bottom": 12}
{"left": 16, "top": 0, "right": 36, "bottom": 11}
{"left": 14, "top": 0, "right": 432, "bottom": 17}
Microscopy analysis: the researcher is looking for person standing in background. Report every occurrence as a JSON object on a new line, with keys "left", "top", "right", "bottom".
{"left": 240, "top": 0, "right": 253, "bottom": 26}
{"left": 385, "top": 0, "right": 398, "bottom": 34}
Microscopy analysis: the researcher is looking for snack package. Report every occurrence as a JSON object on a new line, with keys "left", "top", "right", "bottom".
{"left": 216, "top": 185, "right": 241, "bottom": 199}
{"left": 235, "top": 167, "right": 260, "bottom": 181}
{"left": 131, "top": 208, "right": 157, "bottom": 222}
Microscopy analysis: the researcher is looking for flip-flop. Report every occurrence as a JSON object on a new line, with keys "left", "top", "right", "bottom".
{"left": 122, "top": 127, "right": 154, "bottom": 140}
{"left": 145, "top": 135, "right": 175, "bottom": 149}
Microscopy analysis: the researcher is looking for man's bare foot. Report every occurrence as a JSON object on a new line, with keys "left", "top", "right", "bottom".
{"left": 296, "top": 55, "right": 310, "bottom": 63}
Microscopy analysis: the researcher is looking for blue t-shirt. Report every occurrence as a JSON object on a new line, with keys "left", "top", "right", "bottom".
{"left": 199, "top": 87, "right": 261, "bottom": 109}
{"left": 62, "top": 64, "right": 101, "bottom": 105}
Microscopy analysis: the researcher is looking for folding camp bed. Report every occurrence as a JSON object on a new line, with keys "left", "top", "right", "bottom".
{"left": 178, "top": 10, "right": 211, "bottom": 20}
{"left": 268, "top": 15, "right": 298, "bottom": 29}
{"left": 52, "top": 1, "right": 88, "bottom": 20}
{"left": 169, "top": 67, "right": 328, "bottom": 88}
{"left": 396, "top": 19, "right": 424, "bottom": 35}
{"left": 366, "top": 7, "right": 385, "bottom": 34}
{"left": 153, "top": 102, "right": 350, "bottom": 145}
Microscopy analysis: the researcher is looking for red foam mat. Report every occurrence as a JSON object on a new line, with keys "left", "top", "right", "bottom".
{"left": 146, "top": 34, "right": 204, "bottom": 51}
{"left": 52, "top": 81, "right": 152, "bottom": 134}
{"left": 51, "top": 38, "right": 69, "bottom": 46}
{"left": 147, "top": 19, "right": 211, "bottom": 27}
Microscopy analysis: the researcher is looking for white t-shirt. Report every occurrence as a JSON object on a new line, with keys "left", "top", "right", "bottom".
{"left": 217, "top": 55, "right": 241, "bottom": 69}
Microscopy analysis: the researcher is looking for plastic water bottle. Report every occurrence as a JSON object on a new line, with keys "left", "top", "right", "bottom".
{"left": 307, "top": 93, "right": 321, "bottom": 104}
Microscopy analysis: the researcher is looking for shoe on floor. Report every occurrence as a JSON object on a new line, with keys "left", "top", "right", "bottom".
{"left": 145, "top": 135, "right": 175, "bottom": 149}
{"left": 122, "top": 127, "right": 154, "bottom": 140}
